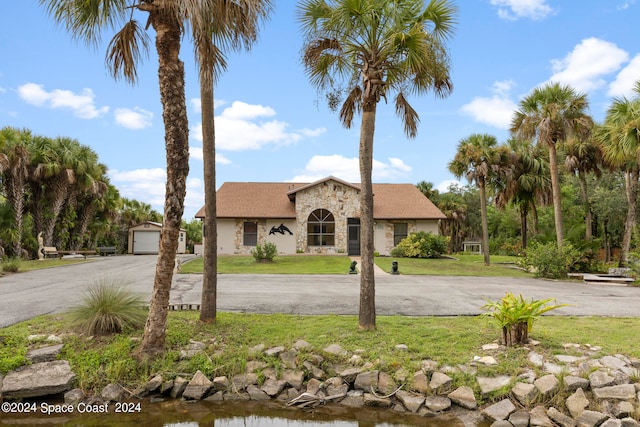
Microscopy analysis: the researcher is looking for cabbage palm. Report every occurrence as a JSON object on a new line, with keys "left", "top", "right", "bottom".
{"left": 298, "top": 0, "right": 456, "bottom": 330}
{"left": 0, "top": 127, "right": 31, "bottom": 257}
{"left": 40, "top": 0, "right": 193, "bottom": 357}
{"left": 449, "top": 134, "right": 511, "bottom": 265}
{"left": 597, "top": 81, "right": 640, "bottom": 265}
{"left": 193, "top": 0, "right": 272, "bottom": 323}
{"left": 511, "top": 82, "right": 593, "bottom": 248}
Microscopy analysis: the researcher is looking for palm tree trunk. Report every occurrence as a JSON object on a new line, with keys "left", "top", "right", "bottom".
{"left": 520, "top": 203, "right": 528, "bottom": 249}
{"left": 358, "top": 102, "right": 376, "bottom": 331}
{"left": 138, "top": 8, "right": 189, "bottom": 358}
{"left": 577, "top": 171, "right": 592, "bottom": 241}
{"left": 479, "top": 181, "right": 490, "bottom": 266}
{"left": 548, "top": 142, "right": 564, "bottom": 247}
{"left": 199, "top": 63, "right": 217, "bottom": 323}
{"left": 621, "top": 169, "right": 638, "bottom": 266}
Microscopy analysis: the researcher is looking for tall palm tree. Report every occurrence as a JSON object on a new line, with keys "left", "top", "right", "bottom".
{"left": 511, "top": 82, "right": 593, "bottom": 248}
{"left": 0, "top": 127, "right": 31, "bottom": 257}
{"left": 495, "top": 138, "right": 551, "bottom": 249}
{"left": 40, "top": 0, "right": 193, "bottom": 357}
{"left": 563, "top": 132, "right": 602, "bottom": 241}
{"left": 192, "top": 0, "right": 272, "bottom": 323}
{"left": 298, "top": 0, "right": 456, "bottom": 330}
{"left": 597, "top": 81, "right": 640, "bottom": 266}
{"left": 449, "top": 133, "right": 511, "bottom": 266}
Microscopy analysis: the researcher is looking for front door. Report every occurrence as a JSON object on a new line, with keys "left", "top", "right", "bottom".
{"left": 347, "top": 218, "right": 360, "bottom": 256}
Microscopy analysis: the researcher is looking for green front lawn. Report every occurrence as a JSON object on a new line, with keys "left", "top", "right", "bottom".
{"left": 180, "top": 255, "right": 353, "bottom": 274}
{"left": 374, "top": 254, "right": 532, "bottom": 277}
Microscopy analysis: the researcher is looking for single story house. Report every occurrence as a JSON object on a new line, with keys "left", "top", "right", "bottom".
{"left": 195, "top": 176, "right": 446, "bottom": 256}
{"left": 128, "top": 221, "right": 187, "bottom": 255}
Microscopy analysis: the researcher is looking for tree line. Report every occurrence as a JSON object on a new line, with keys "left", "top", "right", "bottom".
{"left": 420, "top": 80, "right": 640, "bottom": 267}
{"left": 0, "top": 126, "right": 207, "bottom": 258}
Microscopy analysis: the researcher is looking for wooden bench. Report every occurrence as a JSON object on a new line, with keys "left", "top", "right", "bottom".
{"left": 98, "top": 246, "right": 117, "bottom": 256}
{"left": 43, "top": 246, "right": 58, "bottom": 259}
{"left": 57, "top": 250, "right": 97, "bottom": 259}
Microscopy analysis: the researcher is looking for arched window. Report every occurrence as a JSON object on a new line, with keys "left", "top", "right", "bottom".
{"left": 307, "top": 209, "right": 335, "bottom": 246}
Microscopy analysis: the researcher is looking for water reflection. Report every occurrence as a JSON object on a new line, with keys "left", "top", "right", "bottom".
{"left": 0, "top": 400, "right": 488, "bottom": 427}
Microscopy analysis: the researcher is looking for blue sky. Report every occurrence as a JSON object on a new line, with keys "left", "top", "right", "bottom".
{"left": 1, "top": 1, "right": 639, "bottom": 220}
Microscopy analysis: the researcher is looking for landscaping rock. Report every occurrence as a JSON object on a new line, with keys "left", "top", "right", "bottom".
{"left": 589, "top": 370, "right": 616, "bottom": 388}
{"left": 429, "top": 371, "right": 452, "bottom": 391}
{"left": 377, "top": 371, "right": 397, "bottom": 395}
{"left": 547, "top": 406, "right": 576, "bottom": 427}
{"left": 212, "top": 376, "right": 229, "bottom": 392}
{"left": 282, "top": 370, "right": 304, "bottom": 389}
{"left": 261, "top": 378, "right": 286, "bottom": 396}
{"left": 423, "top": 395, "right": 451, "bottom": 412}
{"left": 566, "top": 388, "right": 589, "bottom": 418}
{"left": 410, "top": 371, "right": 429, "bottom": 393}
{"left": 508, "top": 409, "right": 530, "bottom": 427}
{"left": 279, "top": 349, "right": 298, "bottom": 368}
{"left": 395, "top": 390, "right": 424, "bottom": 412}
{"left": 564, "top": 375, "right": 590, "bottom": 391}
{"left": 324, "top": 344, "right": 347, "bottom": 356}
{"left": 182, "top": 370, "right": 213, "bottom": 400}
{"left": 265, "top": 346, "right": 285, "bottom": 357}
{"left": 477, "top": 375, "right": 512, "bottom": 395}
{"left": 592, "top": 384, "right": 636, "bottom": 400}
{"left": 512, "top": 382, "right": 537, "bottom": 405}
{"left": 448, "top": 386, "right": 477, "bottom": 409}
{"left": 247, "top": 384, "right": 270, "bottom": 401}
{"left": 529, "top": 405, "right": 554, "bottom": 427}
{"left": 64, "top": 388, "right": 84, "bottom": 405}
{"left": 534, "top": 374, "right": 559, "bottom": 397}
{"left": 1, "top": 360, "right": 75, "bottom": 399}
{"left": 354, "top": 370, "right": 378, "bottom": 391}
{"left": 293, "top": 339, "right": 311, "bottom": 350}
{"left": 576, "top": 410, "right": 608, "bottom": 427}
{"left": 170, "top": 376, "right": 188, "bottom": 399}
{"left": 363, "top": 392, "right": 392, "bottom": 407}
{"left": 26, "top": 344, "right": 64, "bottom": 363}
{"left": 101, "top": 383, "right": 127, "bottom": 402}
{"left": 481, "top": 398, "right": 516, "bottom": 422}
{"left": 145, "top": 374, "right": 163, "bottom": 392}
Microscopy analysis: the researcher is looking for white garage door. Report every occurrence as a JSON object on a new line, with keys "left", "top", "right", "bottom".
{"left": 133, "top": 231, "right": 160, "bottom": 254}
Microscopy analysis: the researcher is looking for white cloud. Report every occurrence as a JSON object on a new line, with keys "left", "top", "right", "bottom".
{"left": 289, "top": 155, "right": 412, "bottom": 183}
{"left": 190, "top": 100, "right": 326, "bottom": 151}
{"left": 188, "top": 146, "right": 232, "bottom": 164}
{"left": 114, "top": 107, "right": 153, "bottom": 129}
{"left": 608, "top": 54, "right": 640, "bottom": 98}
{"left": 547, "top": 38, "right": 629, "bottom": 92}
{"left": 460, "top": 80, "right": 518, "bottom": 129}
{"left": 617, "top": 0, "right": 636, "bottom": 10}
{"left": 109, "top": 168, "right": 166, "bottom": 208}
{"left": 490, "top": 0, "right": 554, "bottom": 20}
{"left": 17, "top": 82, "right": 109, "bottom": 119}
{"left": 436, "top": 179, "right": 464, "bottom": 193}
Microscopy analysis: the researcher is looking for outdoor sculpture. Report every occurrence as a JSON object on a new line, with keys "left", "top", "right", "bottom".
{"left": 37, "top": 232, "right": 44, "bottom": 260}
{"left": 269, "top": 223, "right": 293, "bottom": 235}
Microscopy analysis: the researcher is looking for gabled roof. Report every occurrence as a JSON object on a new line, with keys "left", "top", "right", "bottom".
{"left": 286, "top": 175, "right": 359, "bottom": 201}
{"left": 195, "top": 178, "right": 446, "bottom": 220}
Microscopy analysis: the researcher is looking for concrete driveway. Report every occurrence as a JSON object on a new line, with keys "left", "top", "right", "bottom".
{"left": 1, "top": 255, "right": 639, "bottom": 328}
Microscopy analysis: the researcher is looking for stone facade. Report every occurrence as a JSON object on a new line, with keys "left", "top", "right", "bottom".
{"left": 293, "top": 180, "right": 360, "bottom": 254}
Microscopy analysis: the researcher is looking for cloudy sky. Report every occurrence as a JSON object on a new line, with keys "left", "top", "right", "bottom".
{"left": 1, "top": 1, "right": 639, "bottom": 219}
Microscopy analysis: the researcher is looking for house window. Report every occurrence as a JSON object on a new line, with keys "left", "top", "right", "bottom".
{"left": 243, "top": 222, "right": 257, "bottom": 246}
{"left": 307, "top": 209, "right": 335, "bottom": 246}
{"left": 394, "top": 223, "right": 408, "bottom": 246}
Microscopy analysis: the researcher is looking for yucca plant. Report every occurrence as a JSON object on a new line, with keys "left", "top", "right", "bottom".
{"left": 482, "top": 292, "right": 567, "bottom": 346}
{"left": 69, "top": 279, "right": 147, "bottom": 335}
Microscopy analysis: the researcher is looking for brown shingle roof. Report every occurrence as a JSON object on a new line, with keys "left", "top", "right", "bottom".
{"left": 195, "top": 179, "right": 445, "bottom": 220}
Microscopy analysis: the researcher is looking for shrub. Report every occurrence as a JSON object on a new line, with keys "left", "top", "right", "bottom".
{"left": 1, "top": 257, "right": 21, "bottom": 273}
{"left": 482, "top": 292, "right": 567, "bottom": 346}
{"left": 390, "top": 232, "right": 446, "bottom": 258}
{"left": 68, "top": 279, "right": 147, "bottom": 335}
{"left": 252, "top": 242, "right": 277, "bottom": 262}
{"left": 519, "top": 241, "right": 580, "bottom": 279}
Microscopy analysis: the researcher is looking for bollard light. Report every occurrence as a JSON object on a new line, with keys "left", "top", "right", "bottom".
{"left": 391, "top": 260, "right": 399, "bottom": 275}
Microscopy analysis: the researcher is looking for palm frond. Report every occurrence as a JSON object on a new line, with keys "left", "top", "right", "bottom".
{"left": 106, "top": 19, "right": 150, "bottom": 84}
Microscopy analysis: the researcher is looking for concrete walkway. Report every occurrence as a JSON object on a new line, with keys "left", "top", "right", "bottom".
{"left": 348, "top": 256, "right": 388, "bottom": 275}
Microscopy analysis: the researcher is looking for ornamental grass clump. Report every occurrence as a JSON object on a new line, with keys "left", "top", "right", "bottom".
{"left": 69, "top": 279, "right": 147, "bottom": 335}
{"left": 482, "top": 292, "right": 567, "bottom": 346}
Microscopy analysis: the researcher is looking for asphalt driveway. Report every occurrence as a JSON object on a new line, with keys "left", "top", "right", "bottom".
{"left": 1, "top": 255, "right": 639, "bottom": 328}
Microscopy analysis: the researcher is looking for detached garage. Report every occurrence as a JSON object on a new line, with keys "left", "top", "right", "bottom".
{"left": 128, "top": 221, "right": 187, "bottom": 255}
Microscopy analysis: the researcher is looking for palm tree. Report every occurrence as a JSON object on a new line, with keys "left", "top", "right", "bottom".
{"left": 563, "top": 132, "right": 602, "bottom": 241}
{"left": 298, "top": 0, "right": 456, "bottom": 330}
{"left": 0, "top": 127, "right": 31, "bottom": 257}
{"left": 511, "top": 82, "right": 593, "bottom": 248}
{"left": 597, "top": 81, "right": 640, "bottom": 266}
{"left": 192, "top": 0, "right": 272, "bottom": 323}
{"left": 40, "top": 0, "right": 193, "bottom": 357}
{"left": 495, "top": 138, "right": 551, "bottom": 249}
{"left": 449, "top": 134, "right": 511, "bottom": 265}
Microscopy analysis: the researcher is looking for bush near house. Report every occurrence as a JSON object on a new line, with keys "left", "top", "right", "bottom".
{"left": 252, "top": 242, "right": 277, "bottom": 262}
{"left": 390, "top": 231, "right": 447, "bottom": 259}
{"left": 519, "top": 241, "right": 581, "bottom": 279}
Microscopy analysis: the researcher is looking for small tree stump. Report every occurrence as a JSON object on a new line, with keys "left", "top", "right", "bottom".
{"left": 502, "top": 322, "right": 529, "bottom": 346}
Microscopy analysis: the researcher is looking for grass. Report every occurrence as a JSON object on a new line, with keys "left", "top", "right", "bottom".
{"left": 2, "top": 311, "right": 639, "bottom": 399}
{"left": 181, "top": 255, "right": 354, "bottom": 274}
{"left": 375, "top": 254, "right": 533, "bottom": 277}
{"left": 0, "top": 258, "right": 91, "bottom": 273}
{"left": 180, "top": 254, "right": 535, "bottom": 278}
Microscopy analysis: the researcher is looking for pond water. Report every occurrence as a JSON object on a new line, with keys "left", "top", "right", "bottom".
{"left": 0, "top": 400, "right": 490, "bottom": 427}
